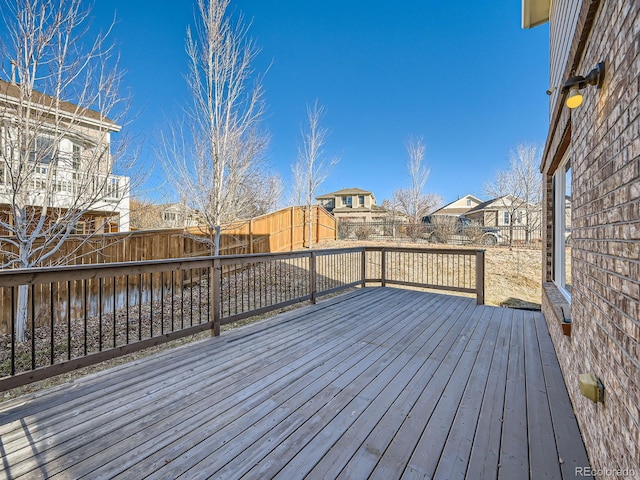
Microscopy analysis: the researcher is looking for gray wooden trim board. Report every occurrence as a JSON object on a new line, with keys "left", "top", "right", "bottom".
{"left": 0, "top": 288, "right": 591, "bottom": 479}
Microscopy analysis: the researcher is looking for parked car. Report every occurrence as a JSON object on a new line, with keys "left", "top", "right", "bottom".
{"left": 421, "top": 215, "right": 503, "bottom": 245}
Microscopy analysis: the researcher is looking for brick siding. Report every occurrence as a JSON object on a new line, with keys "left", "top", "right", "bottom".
{"left": 541, "top": 0, "right": 640, "bottom": 475}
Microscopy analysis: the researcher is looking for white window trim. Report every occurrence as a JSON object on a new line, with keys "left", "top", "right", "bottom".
{"left": 553, "top": 152, "right": 571, "bottom": 301}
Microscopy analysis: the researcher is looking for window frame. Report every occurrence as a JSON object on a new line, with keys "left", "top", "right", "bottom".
{"left": 30, "top": 134, "right": 56, "bottom": 165}
{"left": 72, "top": 144, "right": 81, "bottom": 170}
{"left": 552, "top": 152, "right": 572, "bottom": 300}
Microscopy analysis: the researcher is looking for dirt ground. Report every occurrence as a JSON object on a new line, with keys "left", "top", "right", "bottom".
{"left": 314, "top": 239, "right": 542, "bottom": 309}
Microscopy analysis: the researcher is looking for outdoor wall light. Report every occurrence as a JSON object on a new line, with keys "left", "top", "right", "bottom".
{"left": 562, "top": 62, "right": 605, "bottom": 109}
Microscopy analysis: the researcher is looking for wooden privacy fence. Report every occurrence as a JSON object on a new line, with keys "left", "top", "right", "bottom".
{"left": 0, "top": 246, "right": 485, "bottom": 391}
{"left": 186, "top": 205, "right": 336, "bottom": 254}
{"left": 0, "top": 205, "right": 337, "bottom": 267}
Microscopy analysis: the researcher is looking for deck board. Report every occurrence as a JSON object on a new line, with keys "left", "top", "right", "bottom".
{"left": 0, "top": 287, "right": 590, "bottom": 480}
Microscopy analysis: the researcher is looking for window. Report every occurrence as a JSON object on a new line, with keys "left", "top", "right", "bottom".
{"left": 73, "top": 221, "right": 86, "bottom": 234}
{"left": 553, "top": 154, "right": 572, "bottom": 299}
{"left": 358, "top": 195, "right": 365, "bottom": 207}
{"left": 29, "top": 135, "right": 56, "bottom": 164}
{"left": 466, "top": 198, "right": 472, "bottom": 207}
{"left": 503, "top": 211, "right": 510, "bottom": 224}
{"left": 163, "top": 212, "right": 178, "bottom": 222}
{"left": 106, "top": 178, "right": 120, "bottom": 199}
{"left": 342, "top": 196, "right": 352, "bottom": 208}
{"left": 72, "top": 144, "right": 81, "bottom": 170}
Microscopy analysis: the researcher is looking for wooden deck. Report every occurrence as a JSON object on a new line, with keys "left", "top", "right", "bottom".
{"left": 0, "top": 288, "right": 590, "bottom": 479}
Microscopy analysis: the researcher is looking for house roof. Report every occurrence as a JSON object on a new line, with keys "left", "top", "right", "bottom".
{"left": 522, "top": 0, "right": 550, "bottom": 29}
{"left": 431, "top": 194, "right": 484, "bottom": 215}
{"left": 316, "top": 188, "right": 373, "bottom": 199}
{"left": 466, "top": 195, "right": 535, "bottom": 214}
{"left": 0, "top": 79, "right": 120, "bottom": 131}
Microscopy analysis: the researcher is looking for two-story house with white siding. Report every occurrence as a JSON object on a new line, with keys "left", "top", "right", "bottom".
{"left": 316, "top": 188, "right": 388, "bottom": 222}
{"left": 0, "top": 79, "right": 130, "bottom": 234}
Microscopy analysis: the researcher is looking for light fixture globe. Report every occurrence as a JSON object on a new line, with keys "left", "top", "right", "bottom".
{"left": 566, "top": 86, "right": 583, "bottom": 109}
{"left": 561, "top": 61, "right": 605, "bottom": 109}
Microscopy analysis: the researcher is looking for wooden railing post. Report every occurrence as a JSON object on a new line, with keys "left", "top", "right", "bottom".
{"left": 475, "top": 250, "right": 485, "bottom": 305}
{"left": 361, "top": 248, "right": 366, "bottom": 288}
{"left": 309, "top": 252, "right": 317, "bottom": 304}
{"left": 211, "top": 258, "right": 221, "bottom": 335}
{"left": 381, "top": 248, "right": 387, "bottom": 287}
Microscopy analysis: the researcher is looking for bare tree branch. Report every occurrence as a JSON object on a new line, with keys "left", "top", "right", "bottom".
{"left": 159, "top": 0, "right": 278, "bottom": 255}
{"left": 391, "top": 137, "right": 441, "bottom": 239}
{"left": 0, "top": 0, "right": 135, "bottom": 340}
{"left": 484, "top": 143, "right": 542, "bottom": 244}
{"left": 290, "top": 100, "right": 339, "bottom": 247}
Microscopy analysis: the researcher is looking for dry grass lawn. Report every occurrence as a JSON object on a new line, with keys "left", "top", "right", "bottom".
{"left": 314, "top": 240, "right": 542, "bottom": 309}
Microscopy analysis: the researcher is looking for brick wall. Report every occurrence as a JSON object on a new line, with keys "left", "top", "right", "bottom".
{"left": 541, "top": 0, "right": 640, "bottom": 476}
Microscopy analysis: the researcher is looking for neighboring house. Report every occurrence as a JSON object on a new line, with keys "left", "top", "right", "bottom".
{"left": 524, "top": 0, "right": 639, "bottom": 474}
{"left": 160, "top": 203, "right": 200, "bottom": 229}
{"left": 0, "top": 79, "right": 129, "bottom": 233}
{"left": 430, "top": 194, "right": 483, "bottom": 216}
{"left": 465, "top": 195, "right": 542, "bottom": 226}
{"left": 316, "top": 188, "right": 388, "bottom": 222}
{"left": 129, "top": 200, "right": 201, "bottom": 230}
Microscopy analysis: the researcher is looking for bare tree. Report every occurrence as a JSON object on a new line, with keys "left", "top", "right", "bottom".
{"left": 160, "top": 0, "right": 278, "bottom": 255}
{"left": 391, "top": 137, "right": 442, "bottom": 240}
{"left": 0, "top": 0, "right": 133, "bottom": 340}
{"left": 290, "top": 100, "right": 338, "bottom": 248}
{"left": 484, "top": 143, "right": 542, "bottom": 244}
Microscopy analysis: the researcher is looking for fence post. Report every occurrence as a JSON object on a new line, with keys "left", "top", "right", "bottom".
{"left": 211, "top": 258, "right": 221, "bottom": 336}
{"left": 290, "top": 206, "right": 295, "bottom": 251}
{"left": 361, "top": 248, "right": 366, "bottom": 288}
{"left": 381, "top": 248, "right": 387, "bottom": 287}
{"left": 475, "top": 250, "right": 485, "bottom": 305}
{"left": 309, "top": 251, "right": 317, "bottom": 304}
{"left": 315, "top": 206, "right": 320, "bottom": 245}
{"left": 249, "top": 218, "right": 254, "bottom": 254}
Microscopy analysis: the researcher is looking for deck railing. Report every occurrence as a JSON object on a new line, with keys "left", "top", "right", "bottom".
{"left": 0, "top": 246, "right": 484, "bottom": 391}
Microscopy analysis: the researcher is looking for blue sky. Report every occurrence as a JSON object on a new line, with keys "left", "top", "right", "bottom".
{"left": 91, "top": 0, "right": 550, "bottom": 206}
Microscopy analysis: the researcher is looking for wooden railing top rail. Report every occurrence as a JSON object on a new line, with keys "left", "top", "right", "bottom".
{"left": 364, "top": 246, "right": 486, "bottom": 256}
{"left": 0, "top": 246, "right": 485, "bottom": 287}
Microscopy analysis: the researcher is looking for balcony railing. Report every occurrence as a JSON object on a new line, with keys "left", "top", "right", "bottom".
{"left": 0, "top": 247, "right": 484, "bottom": 391}
{"left": 0, "top": 162, "right": 127, "bottom": 202}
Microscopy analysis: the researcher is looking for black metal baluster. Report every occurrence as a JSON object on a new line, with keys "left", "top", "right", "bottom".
{"left": 31, "top": 284, "right": 35, "bottom": 370}
{"left": 83, "top": 279, "right": 88, "bottom": 356}
{"left": 161, "top": 271, "right": 165, "bottom": 334}
{"left": 171, "top": 270, "right": 175, "bottom": 331}
{"left": 67, "top": 281, "right": 71, "bottom": 360}
{"left": 138, "top": 273, "right": 143, "bottom": 341}
{"left": 126, "top": 275, "right": 130, "bottom": 344}
{"left": 113, "top": 276, "right": 117, "bottom": 347}
{"left": 150, "top": 273, "right": 154, "bottom": 337}
{"left": 99, "top": 278, "right": 103, "bottom": 351}
{"left": 11, "top": 287, "right": 15, "bottom": 375}
{"left": 50, "top": 283, "right": 55, "bottom": 365}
